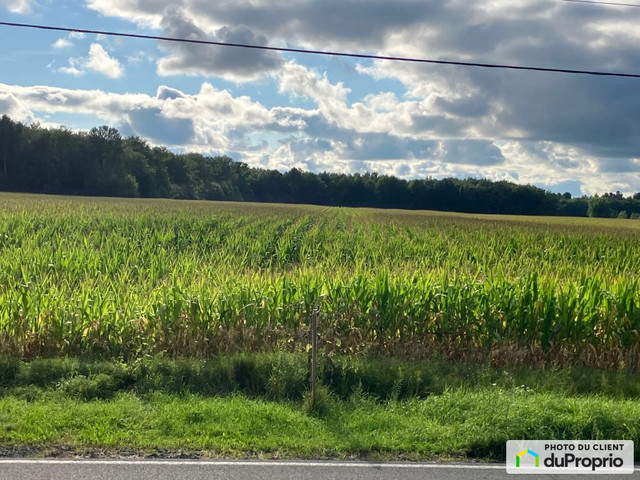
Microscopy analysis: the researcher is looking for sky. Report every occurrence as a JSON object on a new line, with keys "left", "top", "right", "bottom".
{"left": 1, "top": 0, "right": 639, "bottom": 197}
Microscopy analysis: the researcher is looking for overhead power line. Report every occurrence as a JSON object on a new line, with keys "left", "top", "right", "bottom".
{"left": 1, "top": 21, "right": 640, "bottom": 79}
{"left": 560, "top": 0, "right": 640, "bottom": 7}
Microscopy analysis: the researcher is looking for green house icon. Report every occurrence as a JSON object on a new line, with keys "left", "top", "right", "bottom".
{"left": 516, "top": 449, "right": 539, "bottom": 467}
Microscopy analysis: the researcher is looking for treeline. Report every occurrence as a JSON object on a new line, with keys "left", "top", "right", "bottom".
{"left": 1, "top": 115, "right": 639, "bottom": 217}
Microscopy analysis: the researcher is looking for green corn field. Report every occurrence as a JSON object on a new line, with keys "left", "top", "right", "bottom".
{"left": 1, "top": 193, "right": 639, "bottom": 367}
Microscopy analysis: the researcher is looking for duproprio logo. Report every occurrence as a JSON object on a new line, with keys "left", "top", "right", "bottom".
{"left": 516, "top": 449, "right": 539, "bottom": 468}
{"left": 507, "top": 440, "right": 633, "bottom": 474}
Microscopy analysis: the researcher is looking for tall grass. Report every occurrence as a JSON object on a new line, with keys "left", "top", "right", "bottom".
{"left": 0, "top": 193, "right": 639, "bottom": 367}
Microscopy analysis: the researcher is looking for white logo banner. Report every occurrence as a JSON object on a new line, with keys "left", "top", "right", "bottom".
{"left": 507, "top": 440, "right": 634, "bottom": 475}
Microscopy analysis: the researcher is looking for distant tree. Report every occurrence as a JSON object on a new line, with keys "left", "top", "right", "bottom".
{"left": 0, "top": 115, "right": 22, "bottom": 188}
{"left": 249, "top": 169, "right": 287, "bottom": 203}
{"left": 588, "top": 196, "right": 611, "bottom": 218}
{"left": 558, "top": 197, "right": 589, "bottom": 217}
{"left": 604, "top": 191, "right": 624, "bottom": 200}
{"left": 88, "top": 126, "right": 127, "bottom": 195}
{"left": 375, "top": 175, "right": 408, "bottom": 208}
{"left": 284, "top": 168, "right": 327, "bottom": 204}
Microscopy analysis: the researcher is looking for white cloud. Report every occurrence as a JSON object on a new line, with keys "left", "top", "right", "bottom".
{"left": 52, "top": 38, "right": 73, "bottom": 49}
{"left": 87, "top": 44, "right": 124, "bottom": 78}
{"left": 86, "top": 0, "right": 162, "bottom": 28}
{"left": 58, "top": 58, "right": 84, "bottom": 76}
{"left": 277, "top": 63, "right": 466, "bottom": 140}
{"left": 278, "top": 62, "right": 350, "bottom": 125}
{"left": 0, "top": 92, "right": 35, "bottom": 123}
{"left": 58, "top": 43, "right": 124, "bottom": 79}
{"left": 52, "top": 32, "right": 86, "bottom": 50}
{"left": 0, "top": 0, "right": 31, "bottom": 14}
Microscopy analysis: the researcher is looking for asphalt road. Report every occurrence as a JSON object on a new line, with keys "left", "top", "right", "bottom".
{"left": 1, "top": 459, "right": 638, "bottom": 480}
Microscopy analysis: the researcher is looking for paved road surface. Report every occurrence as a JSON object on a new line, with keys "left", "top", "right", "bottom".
{"left": 1, "top": 459, "right": 638, "bottom": 479}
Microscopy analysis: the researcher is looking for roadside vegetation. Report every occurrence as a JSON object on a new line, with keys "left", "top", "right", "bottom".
{"left": 3, "top": 354, "right": 640, "bottom": 402}
{"left": 2, "top": 354, "right": 640, "bottom": 460}
{"left": 1, "top": 193, "right": 639, "bottom": 459}
{"left": 3, "top": 388, "right": 640, "bottom": 460}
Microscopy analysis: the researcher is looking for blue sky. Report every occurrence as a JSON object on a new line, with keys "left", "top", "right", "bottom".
{"left": 1, "top": 0, "right": 640, "bottom": 197}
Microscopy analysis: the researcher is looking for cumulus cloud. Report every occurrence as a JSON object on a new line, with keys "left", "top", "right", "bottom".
{"left": 0, "top": 92, "right": 35, "bottom": 123}
{"left": 434, "top": 140, "right": 505, "bottom": 166}
{"left": 86, "top": 44, "right": 124, "bottom": 78}
{"left": 156, "top": 9, "right": 282, "bottom": 81}
{"left": 52, "top": 38, "right": 73, "bottom": 49}
{"left": 0, "top": 82, "right": 283, "bottom": 151}
{"left": 52, "top": 32, "right": 87, "bottom": 50}
{"left": 0, "top": 0, "right": 31, "bottom": 14}
{"left": 58, "top": 43, "right": 124, "bottom": 78}
{"left": 86, "top": 0, "right": 440, "bottom": 49}
{"left": 357, "top": 2, "right": 640, "bottom": 161}
{"left": 123, "top": 108, "right": 195, "bottom": 145}
{"left": 58, "top": 59, "right": 84, "bottom": 76}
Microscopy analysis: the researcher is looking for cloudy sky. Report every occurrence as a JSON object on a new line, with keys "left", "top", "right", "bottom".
{"left": 1, "top": 0, "right": 639, "bottom": 196}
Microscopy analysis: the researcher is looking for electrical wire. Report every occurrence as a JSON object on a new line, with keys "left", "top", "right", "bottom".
{"left": 560, "top": 0, "right": 640, "bottom": 7}
{"left": 1, "top": 20, "right": 640, "bottom": 79}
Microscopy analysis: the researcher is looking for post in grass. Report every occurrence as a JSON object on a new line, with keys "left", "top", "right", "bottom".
{"left": 310, "top": 306, "right": 320, "bottom": 410}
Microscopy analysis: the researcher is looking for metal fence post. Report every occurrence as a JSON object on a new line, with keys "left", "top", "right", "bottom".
{"left": 310, "top": 307, "right": 319, "bottom": 409}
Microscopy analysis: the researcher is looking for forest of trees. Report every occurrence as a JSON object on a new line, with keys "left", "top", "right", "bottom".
{"left": 1, "top": 115, "right": 639, "bottom": 218}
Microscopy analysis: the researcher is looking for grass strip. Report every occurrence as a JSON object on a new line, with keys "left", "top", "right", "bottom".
{"left": 4, "top": 354, "right": 640, "bottom": 401}
{"left": 1, "top": 388, "right": 638, "bottom": 460}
